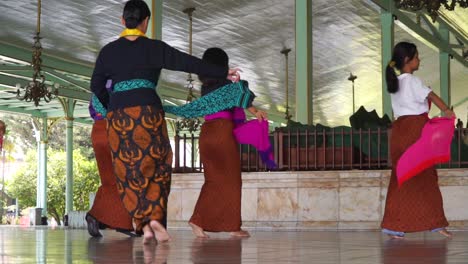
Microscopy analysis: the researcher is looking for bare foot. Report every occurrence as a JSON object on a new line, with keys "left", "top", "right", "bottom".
{"left": 387, "top": 234, "right": 404, "bottom": 239}
{"left": 230, "top": 229, "right": 250, "bottom": 237}
{"left": 150, "top": 220, "right": 171, "bottom": 243}
{"left": 189, "top": 222, "right": 209, "bottom": 238}
{"left": 142, "top": 224, "right": 155, "bottom": 245}
{"left": 438, "top": 228, "right": 453, "bottom": 238}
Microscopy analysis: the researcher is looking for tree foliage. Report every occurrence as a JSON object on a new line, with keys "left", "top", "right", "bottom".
{"left": 1, "top": 112, "right": 100, "bottom": 223}
{"left": 6, "top": 149, "right": 100, "bottom": 223}
{"left": 5, "top": 151, "right": 37, "bottom": 209}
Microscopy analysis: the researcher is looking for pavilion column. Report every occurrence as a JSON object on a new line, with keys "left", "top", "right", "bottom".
{"left": 39, "top": 120, "right": 48, "bottom": 217}
{"left": 295, "top": 0, "right": 313, "bottom": 125}
{"left": 32, "top": 117, "right": 49, "bottom": 218}
{"left": 35, "top": 134, "right": 40, "bottom": 211}
{"left": 380, "top": 10, "right": 394, "bottom": 119}
{"left": 65, "top": 116, "right": 74, "bottom": 214}
{"left": 439, "top": 23, "right": 450, "bottom": 112}
{"left": 145, "top": 0, "right": 163, "bottom": 40}
{"left": 60, "top": 98, "right": 76, "bottom": 215}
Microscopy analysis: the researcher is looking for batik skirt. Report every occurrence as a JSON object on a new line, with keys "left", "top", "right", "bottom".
{"left": 107, "top": 105, "right": 172, "bottom": 234}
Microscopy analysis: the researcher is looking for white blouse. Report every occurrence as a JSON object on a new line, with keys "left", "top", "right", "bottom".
{"left": 391, "top": 73, "right": 432, "bottom": 118}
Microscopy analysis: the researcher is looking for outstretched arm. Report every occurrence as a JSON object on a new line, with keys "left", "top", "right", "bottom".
{"left": 428, "top": 92, "right": 455, "bottom": 118}
{"left": 158, "top": 41, "right": 240, "bottom": 82}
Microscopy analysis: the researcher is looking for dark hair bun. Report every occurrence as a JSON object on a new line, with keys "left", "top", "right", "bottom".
{"left": 202, "top": 47, "right": 229, "bottom": 68}
{"left": 123, "top": 0, "right": 151, "bottom": 29}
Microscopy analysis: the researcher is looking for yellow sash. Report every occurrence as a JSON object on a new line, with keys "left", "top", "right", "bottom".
{"left": 120, "top": 28, "right": 146, "bottom": 38}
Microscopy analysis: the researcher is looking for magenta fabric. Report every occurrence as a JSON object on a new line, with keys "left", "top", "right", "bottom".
{"left": 232, "top": 107, "right": 246, "bottom": 125}
{"left": 233, "top": 119, "right": 276, "bottom": 169}
{"left": 205, "top": 111, "right": 233, "bottom": 121}
{"left": 205, "top": 108, "right": 276, "bottom": 169}
{"left": 396, "top": 117, "right": 455, "bottom": 187}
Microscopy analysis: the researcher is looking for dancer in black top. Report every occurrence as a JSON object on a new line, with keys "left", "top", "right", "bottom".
{"left": 90, "top": 0, "right": 240, "bottom": 244}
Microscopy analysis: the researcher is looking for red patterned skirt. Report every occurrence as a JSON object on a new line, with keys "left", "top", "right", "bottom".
{"left": 88, "top": 119, "right": 133, "bottom": 230}
{"left": 381, "top": 114, "right": 448, "bottom": 232}
{"left": 190, "top": 118, "right": 242, "bottom": 232}
{"left": 107, "top": 105, "right": 172, "bottom": 235}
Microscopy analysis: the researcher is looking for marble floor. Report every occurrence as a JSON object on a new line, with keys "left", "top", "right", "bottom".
{"left": 0, "top": 226, "right": 468, "bottom": 264}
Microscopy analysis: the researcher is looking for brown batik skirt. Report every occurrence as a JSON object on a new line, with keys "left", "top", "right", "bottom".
{"left": 190, "top": 118, "right": 242, "bottom": 232}
{"left": 88, "top": 119, "right": 133, "bottom": 231}
{"left": 381, "top": 114, "right": 448, "bottom": 232}
{"left": 107, "top": 105, "right": 173, "bottom": 235}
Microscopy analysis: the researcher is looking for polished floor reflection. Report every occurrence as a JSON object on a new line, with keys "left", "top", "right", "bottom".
{"left": 1, "top": 226, "right": 468, "bottom": 263}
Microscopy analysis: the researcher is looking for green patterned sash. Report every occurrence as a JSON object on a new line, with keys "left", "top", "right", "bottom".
{"left": 113, "top": 79, "right": 156, "bottom": 92}
{"left": 163, "top": 81, "right": 255, "bottom": 118}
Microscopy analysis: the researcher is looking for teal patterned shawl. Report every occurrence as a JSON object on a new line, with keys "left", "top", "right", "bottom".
{"left": 163, "top": 81, "right": 255, "bottom": 118}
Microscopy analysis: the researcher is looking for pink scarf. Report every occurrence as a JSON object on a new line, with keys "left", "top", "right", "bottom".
{"left": 397, "top": 117, "right": 455, "bottom": 186}
{"left": 205, "top": 107, "right": 276, "bottom": 169}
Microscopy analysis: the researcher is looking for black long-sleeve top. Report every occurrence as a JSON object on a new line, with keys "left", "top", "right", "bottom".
{"left": 90, "top": 37, "right": 228, "bottom": 111}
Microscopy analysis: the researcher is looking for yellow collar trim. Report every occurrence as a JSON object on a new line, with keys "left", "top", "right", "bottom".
{"left": 120, "top": 28, "right": 146, "bottom": 37}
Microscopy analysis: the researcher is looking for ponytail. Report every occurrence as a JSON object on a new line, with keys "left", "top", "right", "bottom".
{"left": 386, "top": 63, "right": 399, "bottom": 93}
{"left": 385, "top": 41, "right": 418, "bottom": 94}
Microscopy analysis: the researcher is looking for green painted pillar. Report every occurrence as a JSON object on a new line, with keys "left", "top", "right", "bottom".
{"left": 63, "top": 99, "right": 76, "bottom": 215}
{"left": 381, "top": 10, "right": 394, "bottom": 119}
{"left": 39, "top": 141, "right": 47, "bottom": 217}
{"left": 295, "top": 0, "right": 313, "bottom": 124}
{"left": 35, "top": 134, "right": 40, "bottom": 209}
{"left": 439, "top": 24, "right": 450, "bottom": 110}
{"left": 65, "top": 117, "right": 74, "bottom": 214}
{"left": 144, "top": 0, "right": 153, "bottom": 38}
{"left": 146, "top": 0, "right": 163, "bottom": 40}
{"left": 154, "top": 0, "right": 163, "bottom": 40}
{"left": 39, "top": 117, "right": 48, "bottom": 217}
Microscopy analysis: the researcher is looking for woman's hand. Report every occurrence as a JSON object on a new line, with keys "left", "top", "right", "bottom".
{"left": 443, "top": 108, "right": 456, "bottom": 118}
{"left": 255, "top": 110, "right": 268, "bottom": 122}
{"left": 227, "top": 68, "right": 241, "bottom": 82}
{"left": 247, "top": 106, "right": 267, "bottom": 122}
